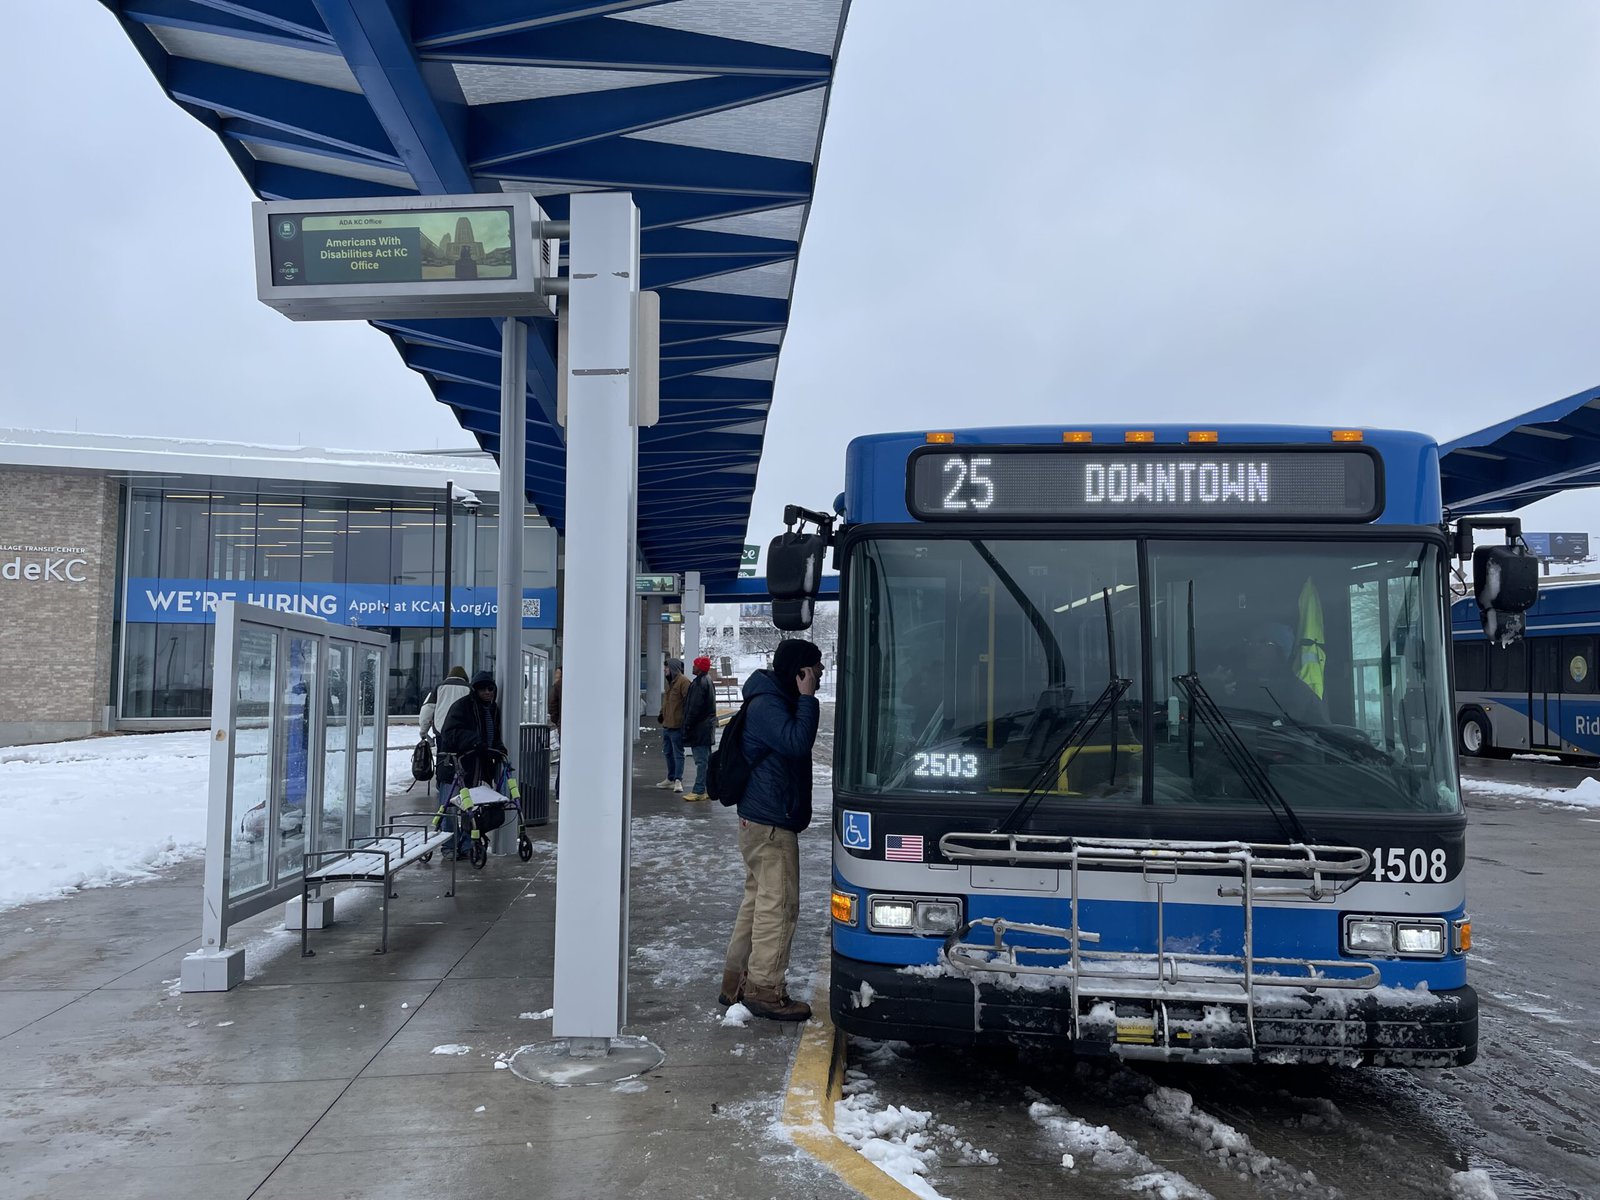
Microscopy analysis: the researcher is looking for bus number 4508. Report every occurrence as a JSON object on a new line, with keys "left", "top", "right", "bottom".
{"left": 1371, "top": 847, "right": 1449, "bottom": 883}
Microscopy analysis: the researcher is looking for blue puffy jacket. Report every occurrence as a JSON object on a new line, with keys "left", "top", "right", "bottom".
{"left": 735, "top": 669, "right": 821, "bottom": 833}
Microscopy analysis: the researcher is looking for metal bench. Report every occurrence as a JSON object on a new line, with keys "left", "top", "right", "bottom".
{"left": 300, "top": 815, "right": 456, "bottom": 957}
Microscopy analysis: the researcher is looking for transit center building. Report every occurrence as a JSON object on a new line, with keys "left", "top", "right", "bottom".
{"left": 0, "top": 429, "right": 558, "bottom": 745}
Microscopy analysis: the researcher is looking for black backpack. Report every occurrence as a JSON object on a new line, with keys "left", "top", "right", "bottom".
{"left": 410, "top": 737, "right": 435, "bottom": 782}
{"left": 707, "top": 698, "right": 770, "bottom": 807}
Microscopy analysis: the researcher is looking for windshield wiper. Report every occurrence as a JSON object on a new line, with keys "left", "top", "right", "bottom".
{"left": 997, "top": 585, "right": 1131, "bottom": 834}
{"left": 1175, "top": 581, "right": 1309, "bottom": 843}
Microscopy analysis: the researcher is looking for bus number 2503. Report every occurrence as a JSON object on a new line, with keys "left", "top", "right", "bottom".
{"left": 913, "top": 752, "right": 979, "bottom": 779}
{"left": 1371, "top": 847, "right": 1449, "bottom": 883}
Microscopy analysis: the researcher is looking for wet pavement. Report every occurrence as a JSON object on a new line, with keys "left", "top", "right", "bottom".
{"left": 843, "top": 774, "right": 1600, "bottom": 1199}
{"left": 0, "top": 715, "right": 849, "bottom": 1200}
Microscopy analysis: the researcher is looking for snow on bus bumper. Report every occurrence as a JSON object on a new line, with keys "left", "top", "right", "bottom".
{"left": 830, "top": 952, "right": 1478, "bottom": 1067}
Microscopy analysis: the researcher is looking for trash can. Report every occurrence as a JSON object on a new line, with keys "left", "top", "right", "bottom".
{"left": 518, "top": 722, "right": 553, "bottom": 827}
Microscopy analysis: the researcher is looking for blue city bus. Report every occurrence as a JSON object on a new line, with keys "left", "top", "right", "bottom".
{"left": 783, "top": 424, "right": 1521, "bottom": 1067}
{"left": 1453, "top": 580, "right": 1600, "bottom": 761}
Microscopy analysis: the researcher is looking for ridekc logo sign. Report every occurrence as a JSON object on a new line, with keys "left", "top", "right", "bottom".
{"left": 0, "top": 544, "right": 89, "bottom": 584}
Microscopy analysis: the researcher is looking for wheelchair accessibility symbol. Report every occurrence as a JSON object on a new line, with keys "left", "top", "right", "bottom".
{"left": 842, "top": 810, "right": 871, "bottom": 851}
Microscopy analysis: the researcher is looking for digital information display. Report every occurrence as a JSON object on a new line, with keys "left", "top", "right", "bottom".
{"left": 267, "top": 207, "right": 517, "bottom": 287}
{"left": 908, "top": 447, "right": 1381, "bottom": 522}
{"left": 253, "top": 193, "right": 552, "bottom": 322}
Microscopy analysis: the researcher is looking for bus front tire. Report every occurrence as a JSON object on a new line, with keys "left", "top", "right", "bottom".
{"left": 1458, "top": 712, "right": 1492, "bottom": 757}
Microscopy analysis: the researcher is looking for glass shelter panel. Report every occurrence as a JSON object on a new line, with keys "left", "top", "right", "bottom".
{"left": 353, "top": 646, "right": 383, "bottom": 840}
{"left": 228, "top": 626, "right": 277, "bottom": 901}
{"left": 321, "top": 642, "right": 350, "bottom": 854}
{"left": 274, "top": 635, "right": 318, "bottom": 886}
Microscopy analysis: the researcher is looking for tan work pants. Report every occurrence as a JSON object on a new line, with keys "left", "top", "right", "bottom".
{"left": 723, "top": 819, "right": 801, "bottom": 994}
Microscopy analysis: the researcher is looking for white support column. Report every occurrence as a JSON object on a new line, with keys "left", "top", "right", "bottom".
{"left": 645, "top": 598, "right": 664, "bottom": 714}
{"left": 553, "top": 193, "right": 640, "bottom": 1054}
{"left": 682, "top": 571, "right": 702, "bottom": 669}
{"left": 496, "top": 317, "right": 528, "bottom": 765}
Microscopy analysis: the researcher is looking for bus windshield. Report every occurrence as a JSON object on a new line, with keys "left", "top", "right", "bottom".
{"left": 841, "top": 536, "right": 1460, "bottom": 816}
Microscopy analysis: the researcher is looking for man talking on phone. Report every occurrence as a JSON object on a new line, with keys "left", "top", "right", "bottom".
{"left": 719, "top": 638, "right": 823, "bottom": 1021}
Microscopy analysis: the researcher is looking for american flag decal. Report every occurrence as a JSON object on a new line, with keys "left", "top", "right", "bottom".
{"left": 885, "top": 834, "right": 924, "bottom": 862}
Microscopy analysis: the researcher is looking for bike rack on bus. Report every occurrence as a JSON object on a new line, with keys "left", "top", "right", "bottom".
{"left": 935, "top": 834, "right": 1379, "bottom": 1055}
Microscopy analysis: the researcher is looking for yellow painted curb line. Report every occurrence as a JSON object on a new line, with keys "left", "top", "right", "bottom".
{"left": 782, "top": 956, "right": 925, "bottom": 1200}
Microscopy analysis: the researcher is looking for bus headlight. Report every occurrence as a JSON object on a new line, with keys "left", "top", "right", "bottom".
{"left": 1345, "top": 919, "right": 1395, "bottom": 954}
{"left": 1395, "top": 922, "right": 1446, "bottom": 956}
{"left": 867, "top": 895, "right": 962, "bottom": 934}
{"left": 915, "top": 901, "right": 961, "bottom": 933}
{"left": 869, "top": 899, "right": 915, "bottom": 930}
{"left": 1343, "top": 915, "right": 1449, "bottom": 958}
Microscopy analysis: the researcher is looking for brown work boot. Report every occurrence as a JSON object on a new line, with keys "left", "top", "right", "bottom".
{"left": 717, "top": 969, "right": 745, "bottom": 1007}
{"left": 743, "top": 984, "right": 811, "bottom": 1022}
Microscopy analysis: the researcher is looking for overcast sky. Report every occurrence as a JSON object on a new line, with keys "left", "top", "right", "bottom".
{"left": 4, "top": 3, "right": 1600, "bottom": 559}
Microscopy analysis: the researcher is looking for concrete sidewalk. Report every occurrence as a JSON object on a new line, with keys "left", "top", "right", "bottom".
{"left": 0, "top": 715, "right": 851, "bottom": 1200}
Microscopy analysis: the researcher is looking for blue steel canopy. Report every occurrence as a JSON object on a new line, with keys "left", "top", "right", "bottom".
{"left": 1441, "top": 383, "right": 1600, "bottom": 516}
{"left": 101, "top": 0, "right": 849, "bottom": 580}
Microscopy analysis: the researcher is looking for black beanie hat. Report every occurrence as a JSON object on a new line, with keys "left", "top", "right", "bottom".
{"left": 772, "top": 639, "right": 822, "bottom": 693}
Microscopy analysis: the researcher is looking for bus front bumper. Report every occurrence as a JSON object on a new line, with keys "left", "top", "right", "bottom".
{"left": 830, "top": 952, "right": 1478, "bottom": 1067}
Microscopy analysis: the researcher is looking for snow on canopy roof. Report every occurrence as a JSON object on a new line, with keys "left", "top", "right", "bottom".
{"left": 1442, "top": 382, "right": 1600, "bottom": 516}
{"left": 107, "top": 0, "right": 850, "bottom": 580}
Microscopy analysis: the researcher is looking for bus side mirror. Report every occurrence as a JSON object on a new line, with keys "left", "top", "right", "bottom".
{"left": 771, "top": 598, "right": 814, "bottom": 632}
{"left": 1472, "top": 544, "right": 1538, "bottom": 647}
{"left": 767, "top": 530, "right": 826, "bottom": 602}
{"left": 766, "top": 504, "right": 835, "bottom": 632}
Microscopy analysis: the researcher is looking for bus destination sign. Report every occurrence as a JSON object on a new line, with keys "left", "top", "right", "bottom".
{"left": 908, "top": 446, "right": 1381, "bottom": 522}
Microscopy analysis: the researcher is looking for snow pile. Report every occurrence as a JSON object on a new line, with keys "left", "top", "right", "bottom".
{"left": 834, "top": 1071, "right": 945, "bottom": 1200}
{"left": 519, "top": 1009, "right": 554, "bottom": 1020}
{"left": 1449, "top": 1170, "right": 1499, "bottom": 1199}
{"left": 1461, "top": 775, "right": 1600, "bottom": 809}
{"left": 1029, "top": 1102, "right": 1209, "bottom": 1199}
{"left": 852, "top": 981, "right": 877, "bottom": 1009}
{"left": 430, "top": 1044, "right": 471, "bottom": 1056}
{"left": 0, "top": 728, "right": 415, "bottom": 912}
{"left": 720, "top": 1003, "right": 753, "bottom": 1028}
{"left": 1142, "top": 1086, "right": 1317, "bottom": 1190}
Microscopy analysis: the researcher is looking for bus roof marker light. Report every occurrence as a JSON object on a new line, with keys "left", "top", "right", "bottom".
{"left": 925, "top": 432, "right": 955, "bottom": 444}
{"left": 1124, "top": 431, "right": 1155, "bottom": 443}
{"left": 1332, "top": 429, "right": 1364, "bottom": 442}
{"left": 1188, "top": 430, "right": 1218, "bottom": 443}
{"left": 1062, "top": 431, "right": 1092, "bottom": 443}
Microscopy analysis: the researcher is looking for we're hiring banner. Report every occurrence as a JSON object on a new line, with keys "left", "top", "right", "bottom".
{"left": 125, "top": 579, "right": 556, "bottom": 629}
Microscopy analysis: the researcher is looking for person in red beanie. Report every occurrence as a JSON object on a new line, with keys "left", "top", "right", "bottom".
{"left": 681, "top": 654, "right": 718, "bottom": 800}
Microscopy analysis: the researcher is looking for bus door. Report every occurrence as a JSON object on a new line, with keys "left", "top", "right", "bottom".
{"left": 1560, "top": 636, "right": 1597, "bottom": 752}
{"left": 1529, "top": 639, "right": 1561, "bottom": 750}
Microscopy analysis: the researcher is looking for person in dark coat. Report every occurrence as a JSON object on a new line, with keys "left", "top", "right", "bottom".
{"left": 438, "top": 670, "right": 508, "bottom": 788}
{"left": 681, "top": 655, "right": 717, "bottom": 801}
{"left": 720, "top": 639, "right": 822, "bottom": 1022}
{"left": 435, "top": 670, "right": 507, "bottom": 855}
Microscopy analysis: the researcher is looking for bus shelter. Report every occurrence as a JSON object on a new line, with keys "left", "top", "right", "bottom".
{"left": 182, "top": 601, "right": 390, "bottom": 992}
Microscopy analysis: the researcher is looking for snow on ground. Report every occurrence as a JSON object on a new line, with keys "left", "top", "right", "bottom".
{"left": 0, "top": 727, "right": 416, "bottom": 912}
{"left": 832, "top": 1045, "right": 999, "bottom": 1200}
{"left": 1029, "top": 1101, "right": 1212, "bottom": 1200}
{"left": 834, "top": 1067, "right": 947, "bottom": 1200}
{"left": 1460, "top": 775, "right": 1600, "bottom": 809}
{"left": 1449, "top": 1169, "right": 1499, "bottom": 1199}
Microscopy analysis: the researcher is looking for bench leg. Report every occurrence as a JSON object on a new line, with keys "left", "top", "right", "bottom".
{"left": 301, "top": 885, "right": 314, "bottom": 957}
{"left": 377, "top": 876, "right": 390, "bottom": 954}
{"left": 447, "top": 838, "right": 457, "bottom": 898}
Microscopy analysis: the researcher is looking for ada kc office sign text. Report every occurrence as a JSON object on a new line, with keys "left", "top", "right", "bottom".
{"left": 1, "top": 544, "right": 89, "bottom": 584}
{"left": 253, "top": 193, "right": 557, "bottom": 322}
